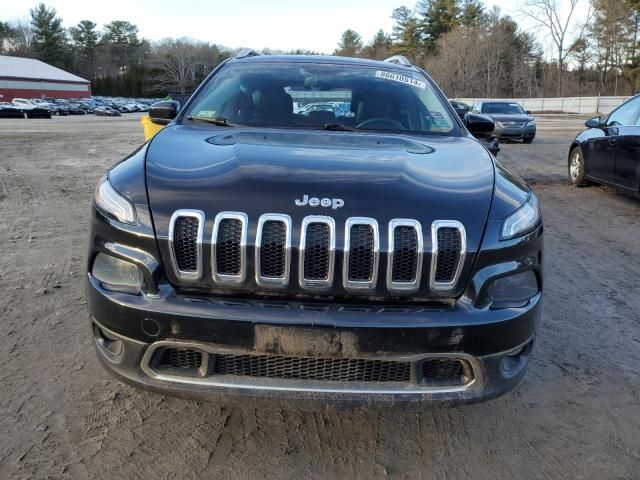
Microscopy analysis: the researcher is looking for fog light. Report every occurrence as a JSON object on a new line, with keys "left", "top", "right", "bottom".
{"left": 92, "top": 253, "right": 142, "bottom": 293}
{"left": 489, "top": 270, "right": 538, "bottom": 309}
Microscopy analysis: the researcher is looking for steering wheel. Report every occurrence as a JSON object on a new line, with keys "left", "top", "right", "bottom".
{"left": 356, "top": 118, "right": 406, "bottom": 130}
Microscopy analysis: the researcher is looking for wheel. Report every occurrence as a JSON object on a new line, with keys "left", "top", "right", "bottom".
{"left": 568, "top": 147, "right": 589, "bottom": 187}
{"left": 523, "top": 137, "right": 534, "bottom": 144}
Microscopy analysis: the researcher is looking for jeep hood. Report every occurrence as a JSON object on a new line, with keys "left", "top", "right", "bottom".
{"left": 145, "top": 125, "right": 495, "bottom": 297}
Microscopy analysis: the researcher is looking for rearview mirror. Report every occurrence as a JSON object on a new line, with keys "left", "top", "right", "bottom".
{"left": 464, "top": 112, "right": 495, "bottom": 138}
{"left": 585, "top": 116, "right": 602, "bottom": 129}
{"left": 149, "top": 101, "right": 180, "bottom": 125}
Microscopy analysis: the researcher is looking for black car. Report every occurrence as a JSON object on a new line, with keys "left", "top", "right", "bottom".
{"left": 569, "top": 94, "right": 640, "bottom": 197}
{"left": 87, "top": 53, "right": 543, "bottom": 406}
{"left": 473, "top": 101, "right": 536, "bottom": 143}
{"left": 449, "top": 100, "right": 471, "bottom": 119}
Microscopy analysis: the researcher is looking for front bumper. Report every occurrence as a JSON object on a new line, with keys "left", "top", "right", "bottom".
{"left": 88, "top": 276, "right": 540, "bottom": 407}
{"left": 494, "top": 125, "right": 536, "bottom": 140}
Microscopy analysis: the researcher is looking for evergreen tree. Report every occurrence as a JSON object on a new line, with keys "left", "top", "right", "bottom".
{"left": 335, "top": 29, "right": 363, "bottom": 57}
{"left": 69, "top": 20, "right": 100, "bottom": 77}
{"left": 417, "top": 0, "right": 461, "bottom": 53}
{"left": 362, "top": 29, "right": 393, "bottom": 60}
{"left": 390, "top": 6, "right": 423, "bottom": 61}
{"left": 29, "top": 3, "right": 67, "bottom": 67}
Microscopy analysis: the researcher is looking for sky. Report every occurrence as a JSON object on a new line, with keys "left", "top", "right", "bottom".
{"left": 0, "top": 0, "right": 585, "bottom": 55}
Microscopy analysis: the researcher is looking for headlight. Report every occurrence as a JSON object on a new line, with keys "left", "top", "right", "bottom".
{"left": 501, "top": 194, "right": 541, "bottom": 240}
{"left": 526, "top": 120, "right": 536, "bottom": 126}
{"left": 489, "top": 270, "right": 539, "bottom": 308}
{"left": 92, "top": 253, "right": 142, "bottom": 293}
{"left": 93, "top": 174, "right": 137, "bottom": 224}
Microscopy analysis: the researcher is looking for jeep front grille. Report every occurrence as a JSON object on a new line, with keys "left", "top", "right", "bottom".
{"left": 168, "top": 212, "right": 466, "bottom": 293}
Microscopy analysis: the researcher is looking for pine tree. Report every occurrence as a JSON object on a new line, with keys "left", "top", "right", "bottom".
{"left": 335, "top": 30, "right": 363, "bottom": 57}
{"left": 30, "top": 3, "right": 67, "bottom": 67}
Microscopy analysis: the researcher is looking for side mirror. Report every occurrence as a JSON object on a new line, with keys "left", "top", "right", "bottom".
{"left": 585, "top": 116, "right": 602, "bottom": 129}
{"left": 526, "top": 110, "right": 532, "bottom": 115}
{"left": 149, "top": 100, "right": 179, "bottom": 125}
{"left": 464, "top": 112, "right": 495, "bottom": 138}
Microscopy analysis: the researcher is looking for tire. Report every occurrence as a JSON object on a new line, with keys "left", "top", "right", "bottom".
{"left": 568, "top": 146, "right": 590, "bottom": 187}
{"left": 523, "top": 137, "right": 534, "bottom": 144}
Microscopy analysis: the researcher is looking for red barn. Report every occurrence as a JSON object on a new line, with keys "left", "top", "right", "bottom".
{"left": 0, "top": 55, "right": 91, "bottom": 102}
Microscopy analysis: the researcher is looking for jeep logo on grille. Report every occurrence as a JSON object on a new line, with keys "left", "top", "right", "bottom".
{"left": 295, "top": 194, "right": 344, "bottom": 210}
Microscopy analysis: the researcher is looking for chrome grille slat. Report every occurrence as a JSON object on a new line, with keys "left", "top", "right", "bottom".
{"left": 299, "top": 216, "right": 335, "bottom": 289}
{"left": 387, "top": 219, "right": 423, "bottom": 291}
{"left": 168, "top": 209, "right": 205, "bottom": 281}
{"left": 430, "top": 220, "right": 467, "bottom": 291}
{"left": 255, "top": 214, "right": 292, "bottom": 287}
{"left": 212, "top": 212, "right": 248, "bottom": 284}
{"left": 343, "top": 217, "right": 379, "bottom": 290}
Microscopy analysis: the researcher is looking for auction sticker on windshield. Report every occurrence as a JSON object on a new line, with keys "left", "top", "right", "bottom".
{"left": 375, "top": 70, "right": 426, "bottom": 89}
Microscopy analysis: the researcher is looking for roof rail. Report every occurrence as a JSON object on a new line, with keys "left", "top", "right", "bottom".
{"left": 384, "top": 55, "right": 412, "bottom": 67}
{"left": 235, "top": 48, "right": 260, "bottom": 59}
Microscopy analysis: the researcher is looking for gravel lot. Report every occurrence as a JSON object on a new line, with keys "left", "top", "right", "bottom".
{"left": 1, "top": 114, "right": 639, "bottom": 479}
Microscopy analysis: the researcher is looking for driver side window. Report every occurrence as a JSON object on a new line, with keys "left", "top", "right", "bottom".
{"left": 607, "top": 97, "right": 640, "bottom": 127}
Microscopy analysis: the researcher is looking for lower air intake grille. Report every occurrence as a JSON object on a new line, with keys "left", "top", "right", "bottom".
{"left": 210, "top": 353, "right": 412, "bottom": 383}
{"left": 392, "top": 226, "right": 419, "bottom": 282}
{"left": 173, "top": 216, "right": 199, "bottom": 272}
{"left": 260, "top": 220, "right": 286, "bottom": 278}
{"left": 435, "top": 228, "right": 462, "bottom": 283}
{"left": 348, "top": 224, "right": 375, "bottom": 281}
{"left": 304, "top": 223, "right": 330, "bottom": 280}
{"left": 421, "top": 358, "right": 470, "bottom": 386}
{"left": 160, "top": 348, "right": 203, "bottom": 370}
{"left": 216, "top": 219, "right": 243, "bottom": 275}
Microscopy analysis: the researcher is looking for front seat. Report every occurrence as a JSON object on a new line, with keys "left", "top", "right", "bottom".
{"left": 255, "top": 86, "right": 293, "bottom": 125}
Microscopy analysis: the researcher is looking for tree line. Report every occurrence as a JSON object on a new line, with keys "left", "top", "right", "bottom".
{"left": 336, "top": 0, "right": 640, "bottom": 98}
{"left": 0, "top": 4, "right": 236, "bottom": 97}
{"left": 1, "top": 1, "right": 639, "bottom": 98}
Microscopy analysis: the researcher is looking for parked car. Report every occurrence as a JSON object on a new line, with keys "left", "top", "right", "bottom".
{"left": 449, "top": 100, "right": 471, "bottom": 119}
{"left": 0, "top": 102, "right": 24, "bottom": 118}
{"left": 11, "top": 98, "right": 37, "bottom": 110}
{"left": 568, "top": 94, "right": 640, "bottom": 197}
{"left": 472, "top": 101, "right": 536, "bottom": 143}
{"left": 87, "top": 53, "right": 542, "bottom": 406}
{"left": 95, "top": 106, "right": 122, "bottom": 117}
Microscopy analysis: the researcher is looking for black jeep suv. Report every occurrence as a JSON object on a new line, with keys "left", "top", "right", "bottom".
{"left": 87, "top": 53, "right": 543, "bottom": 405}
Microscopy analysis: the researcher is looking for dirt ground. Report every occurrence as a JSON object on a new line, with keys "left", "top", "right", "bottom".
{"left": 1, "top": 114, "right": 639, "bottom": 479}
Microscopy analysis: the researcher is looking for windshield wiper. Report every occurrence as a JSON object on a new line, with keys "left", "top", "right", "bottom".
{"left": 187, "top": 115, "right": 234, "bottom": 126}
{"left": 322, "top": 123, "right": 354, "bottom": 132}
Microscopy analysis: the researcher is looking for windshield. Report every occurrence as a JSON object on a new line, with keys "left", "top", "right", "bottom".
{"left": 184, "top": 61, "right": 456, "bottom": 135}
{"left": 481, "top": 102, "right": 525, "bottom": 115}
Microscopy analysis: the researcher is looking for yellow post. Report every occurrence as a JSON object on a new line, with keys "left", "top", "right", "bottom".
{"left": 141, "top": 115, "right": 164, "bottom": 141}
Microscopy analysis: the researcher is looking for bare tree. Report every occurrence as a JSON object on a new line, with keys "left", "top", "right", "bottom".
{"left": 520, "top": 0, "right": 590, "bottom": 96}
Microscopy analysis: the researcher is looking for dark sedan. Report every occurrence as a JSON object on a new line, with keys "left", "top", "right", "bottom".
{"left": 449, "top": 100, "right": 471, "bottom": 119}
{"left": 473, "top": 101, "right": 536, "bottom": 143}
{"left": 568, "top": 94, "right": 640, "bottom": 197}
